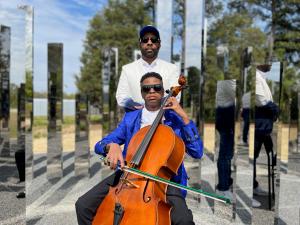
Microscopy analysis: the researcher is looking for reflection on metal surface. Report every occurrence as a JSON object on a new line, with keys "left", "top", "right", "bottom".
{"left": 253, "top": 62, "right": 281, "bottom": 218}
{"left": 102, "top": 48, "right": 111, "bottom": 134}
{"left": 298, "top": 93, "right": 300, "bottom": 153}
{"left": 18, "top": 83, "right": 26, "bottom": 151}
{"left": 215, "top": 79, "right": 236, "bottom": 220}
{"left": 16, "top": 84, "right": 26, "bottom": 183}
{"left": 276, "top": 86, "right": 300, "bottom": 224}
{"left": 102, "top": 47, "right": 119, "bottom": 133}
{"left": 0, "top": 25, "right": 11, "bottom": 157}
{"left": 235, "top": 56, "right": 254, "bottom": 223}
{"left": 185, "top": 0, "right": 205, "bottom": 71}
{"left": 47, "top": 43, "right": 63, "bottom": 179}
{"left": 75, "top": 94, "right": 89, "bottom": 177}
{"left": 133, "top": 49, "right": 141, "bottom": 61}
{"left": 156, "top": 0, "right": 172, "bottom": 62}
{"left": 216, "top": 45, "right": 229, "bottom": 74}
{"left": 287, "top": 91, "right": 300, "bottom": 173}
{"left": 18, "top": 5, "right": 34, "bottom": 185}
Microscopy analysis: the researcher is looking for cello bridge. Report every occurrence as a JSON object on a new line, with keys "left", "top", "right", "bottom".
{"left": 120, "top": 178, "right": 139, "bottom": 188}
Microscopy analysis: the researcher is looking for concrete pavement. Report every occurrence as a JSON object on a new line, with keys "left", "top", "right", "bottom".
{"left": 1, "top": 146, "right": 300, "bottom": 225}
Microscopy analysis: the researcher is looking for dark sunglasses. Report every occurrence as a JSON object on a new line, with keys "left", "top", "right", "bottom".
{"left": 141, "top": 84, "right": 163, "bottom": 93}
{"left": 140, "top": 36, "right": 160, "bottom": 44}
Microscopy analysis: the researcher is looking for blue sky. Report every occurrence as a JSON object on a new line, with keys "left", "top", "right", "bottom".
{"left": 0, "top": 0, "right": 107, "bottom": 94}
{"left": 1, "top": 0, "right": 272, "bottom": 94}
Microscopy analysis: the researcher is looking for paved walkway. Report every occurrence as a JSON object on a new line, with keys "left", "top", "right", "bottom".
{"left": 1, "top": 146, "right": 300, "bottom": 225}
{"left": 0, "top": 146, "right": 25, "bottom": 225}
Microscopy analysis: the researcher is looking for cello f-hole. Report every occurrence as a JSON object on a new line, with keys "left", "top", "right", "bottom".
{"left": 143, "top": 179, "right": 151, "bottom": 203}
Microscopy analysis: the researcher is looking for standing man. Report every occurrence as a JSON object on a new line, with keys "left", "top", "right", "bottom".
{"left": 215, "top": 80, "right": 236, "bottom": 200}
{"left": 116, "top": 25, "right": 180, "bottom": 111}
{"left": 253, "top": 64, "right": 279, "bottom": 202}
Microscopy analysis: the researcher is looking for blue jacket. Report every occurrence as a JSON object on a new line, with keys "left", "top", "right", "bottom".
{"left": 255, "top": 101, "right": 279, "bottom": 135}
{"left": 95, "top": 109, "right": 203, "bottom": 197}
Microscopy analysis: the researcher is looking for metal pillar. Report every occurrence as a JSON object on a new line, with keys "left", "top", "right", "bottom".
{"left": 0, "top": 25, "right": 11, "bottom": 157}
{"left": 75, "top": 94, "right": 89, "bottom": 177}
{"left": 47, "top": 43, "right": 63, "bottom": 179}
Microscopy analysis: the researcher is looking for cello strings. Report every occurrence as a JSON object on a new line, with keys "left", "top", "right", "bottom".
{"left": 99, "top": 156, "right": 231, "bottom": 204}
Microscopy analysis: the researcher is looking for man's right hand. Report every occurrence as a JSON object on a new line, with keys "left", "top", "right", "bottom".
{"left": 134, "top": 105, "right": 144, "bottom": 109}
{"left": 106, "top": 143, "right": 125, "bottom": 170}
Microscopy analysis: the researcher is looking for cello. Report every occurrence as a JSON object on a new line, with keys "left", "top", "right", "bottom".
{"left": 92, "top": 76, "right": 230, "bottom": 225}
{"left": 93, "top": 76, "right": 187, "bottom": 225}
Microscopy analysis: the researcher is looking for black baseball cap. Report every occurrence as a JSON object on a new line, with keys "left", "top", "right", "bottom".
{"left": 139, "top": 25, "right": 160, "bottom": 40}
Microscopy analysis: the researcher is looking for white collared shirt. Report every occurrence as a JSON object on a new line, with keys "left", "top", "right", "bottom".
{"left": 216, "top": 80, "right": 236, "bottom": 107}
{"left": 141, "top": 58, "right": 158, "bottom": 72}
{"left": 116, "top": 58, "right": 180, "bottom": 107}
{"left": 140, "top": 108, "right": 160, "bottom": 128}
{"left": 242, "top": 92, "right": 251, "bottom": 109}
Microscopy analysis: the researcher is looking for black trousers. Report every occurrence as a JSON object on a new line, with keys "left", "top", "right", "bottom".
{"left": 253, "top": 133, "right": 273, "bottom": 188}
{"left": 15, "top": 150, "right": 25, "bottom": 182}
{"left": 75, "top": 170, "right": 194, "bottom": 225}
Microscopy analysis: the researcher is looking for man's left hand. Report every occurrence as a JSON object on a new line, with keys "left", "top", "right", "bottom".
{"left": 163, "top": 97, "right": 190, "bottom": 125}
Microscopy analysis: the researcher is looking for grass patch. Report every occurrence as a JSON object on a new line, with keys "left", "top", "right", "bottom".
{"left": 63, "top": 116, "right": 75, "bottom": 125}
{"left": 9, "top": 109, "right": 17, "bottom": 138}
{"left": 33, "top": 131, "right": 47, "bottom": 139}
{"left": 90, "top": 114, "right": 102, "bottom": 123}
{"left": 34, "top": 116, "right": 75, "bottom": 126}
{"left": 34, "top": 116, "right": 48, "bottom": 126}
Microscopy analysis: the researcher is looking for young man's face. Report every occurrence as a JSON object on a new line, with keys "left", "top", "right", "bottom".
{"left": 141, "top": 77, "right": 164, "bottom": 109}
{"left": 139, "top": 32, "right": 161, "bottom": 60}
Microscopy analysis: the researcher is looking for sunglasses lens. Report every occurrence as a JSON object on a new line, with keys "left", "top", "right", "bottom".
{"left": 153, "top": 85, "right": 162, "bottom": 91}
{"left": 141, "top": 38, "right": 148, "bottom": 43}
{"left": 150, "top": 37, "right": 159, "bottom": 43}
{"left": 141, "top": 37, "right": 159, "bottom": 43}
{"left": 141, "top": 85, "right": 162, "bottom": 93}
{"left": 142, "top": 86, "right": 151, "bottom": 92}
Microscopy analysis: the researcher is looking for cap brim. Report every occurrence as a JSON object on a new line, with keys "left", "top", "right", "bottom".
{"left": 140, "top": 26, "right": 160, "bottom": 39}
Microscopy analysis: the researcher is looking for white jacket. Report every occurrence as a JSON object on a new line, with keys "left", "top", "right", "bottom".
{"left": 116, "top": 58, "right": 180, "bottom": 107}
{"left": 255, "top": 69, "right": 273, "bottom": 107}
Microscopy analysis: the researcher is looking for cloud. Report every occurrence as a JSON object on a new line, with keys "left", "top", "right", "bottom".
{"left": 72, "top": 0, "right": 106, "bottom": 10}
{"left": 0, "top": 0, "right": 107, "bottom": 93}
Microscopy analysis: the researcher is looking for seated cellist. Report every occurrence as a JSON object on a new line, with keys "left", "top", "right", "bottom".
{"left": 75, "top": 72, "right": 203, "bottom": 225}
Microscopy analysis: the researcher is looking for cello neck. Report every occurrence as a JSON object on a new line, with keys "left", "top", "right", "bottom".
{"left": 130, "top": 91, "right": 173, "bottom": 166}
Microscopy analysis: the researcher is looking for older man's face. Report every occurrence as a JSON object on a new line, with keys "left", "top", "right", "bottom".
{"left": 139, "top": 32, "right": 160, "bottom": 60}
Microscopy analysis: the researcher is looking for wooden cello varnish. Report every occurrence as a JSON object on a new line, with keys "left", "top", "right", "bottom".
{"left": 92, "top": 76, "right": 186, "bottom": 225}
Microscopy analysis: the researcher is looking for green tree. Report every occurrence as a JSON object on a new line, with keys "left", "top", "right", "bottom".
{"left": 203, "top": 11, "right": 266, "bottom": 120}
{"left": 172, "top": 0, "right": 223, "bottom": 64}
{"left": 10, "top": 83, "right": 18, "bottom": 108}
{"left": 76, "top": 0, "right": 151, "bottom": 108}
{"left": 229, "top": 0, "right": 300, "bottom": 122}
{"left": 228, "top": 0, "right": 300, "bottom": 66}
{"left": 183, "top": 66, "right": 200, "bottom": 108}
{"left": 25, "top": 71, "right": 33, "bottom": 99}
{"left": 281, "top": 66, "right": 300, "bottom": 122}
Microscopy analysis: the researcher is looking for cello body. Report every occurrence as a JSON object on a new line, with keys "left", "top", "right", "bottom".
{"left": 92, "top": 124, "right": 185, "bottom": 225}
